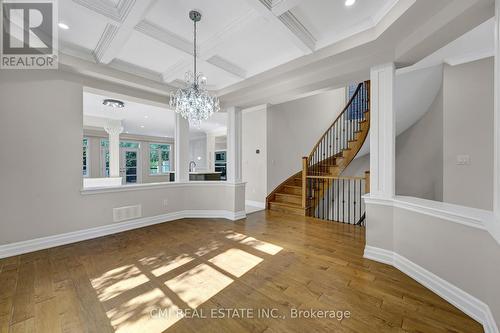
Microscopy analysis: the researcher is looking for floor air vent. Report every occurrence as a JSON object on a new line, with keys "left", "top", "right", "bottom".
{"left": 113, "top": 205, "right": 142, "bottom": 222}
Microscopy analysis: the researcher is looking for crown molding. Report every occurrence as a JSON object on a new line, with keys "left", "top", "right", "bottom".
{"left": 278, "top": 11, "right": 316, "bottom": 51}
{"left": 270, "top": 0, "right": 303, "bottom": 16}
{"left": 93, "top": 23, "right": 120, "bottom": 63}
{"left": 244, "top": 0, "right": 316, "bottom": 53}
{"left": 72, "top": 0, "right": 135, "bottom": 23}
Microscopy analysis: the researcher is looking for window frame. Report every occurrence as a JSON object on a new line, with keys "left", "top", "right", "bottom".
{"left": 149, "top": 143, "right": 171, "bottom": 175}
{"left": 83, "top": 137, "right": 90, "bottom": 178}
{"left": 100, "top": 139, "right": 141, "bottom": 178}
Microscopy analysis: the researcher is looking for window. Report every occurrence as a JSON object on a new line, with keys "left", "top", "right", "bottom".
{"left": 100, "top": 139, "right": 140, "bottom": 177}
{"left": 83, "top": 138, "right": 89, "bottom": 177}
{"left": 347, "top": 83, "right": 365, "bottom": 120}
{"left": 150, "top": 144, "right": 170, "bottom": 174}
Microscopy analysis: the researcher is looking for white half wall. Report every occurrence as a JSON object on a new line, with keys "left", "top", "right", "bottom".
{"left": 364, "top": 197, "right": 500, "bottom": 333}
{"left": 0, "top": 69, "right": 245, "bottom": 248}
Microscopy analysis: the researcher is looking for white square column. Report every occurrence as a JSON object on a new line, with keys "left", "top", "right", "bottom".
{"left": 369, "top": 63, "right": 396, "bottom": 199}
{"left": 227, "top": 106, "right": 242, "bottom": 183}
{"left": 104, "top": 125, "right": 123, "bottom": 178}
{"left": 175, "top": 114, "right": 190, "bottom": 183}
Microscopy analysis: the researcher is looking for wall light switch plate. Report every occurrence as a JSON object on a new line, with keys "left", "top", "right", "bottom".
{"left": 456, "top": 155, "right": 471, "bottom": 165}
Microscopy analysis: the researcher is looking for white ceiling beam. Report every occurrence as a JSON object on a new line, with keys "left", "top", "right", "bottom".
{"left": 270, "top": 0, "right": 303, "bottom": 16}
{"left": 207, "top": 56, "right": 247, "bottom": 79}
{"left": 91, "top": 0, "right": 157, "bottom": 64}
{"left": 135, "top": 20, "right": 193, "bottom": 55}
{"left": 58, "top": 52, "right": 173, "bottom": 97}
{"left": 243, "top": 0, "right": 315, "bottom": 53}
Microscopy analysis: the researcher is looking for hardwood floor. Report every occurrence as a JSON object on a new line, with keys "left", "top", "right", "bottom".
{"left": 0, "top": 211, "right": 483, "bottom": 333}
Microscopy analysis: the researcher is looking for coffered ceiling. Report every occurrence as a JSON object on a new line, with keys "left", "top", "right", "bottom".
{"left": 58, "top": 0, "right": 399, "bottom": 91}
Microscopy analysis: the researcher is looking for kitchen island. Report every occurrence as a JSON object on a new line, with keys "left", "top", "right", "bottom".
{"left": 189, "top": 172, "right": 222, "bottom": 181}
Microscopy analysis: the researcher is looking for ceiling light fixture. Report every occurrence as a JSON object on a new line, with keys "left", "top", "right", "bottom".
{"left": 345, "top": 0, "right": 356, "bottom": 6}
{"left": 169, "top": 10, "right": 220, "bottom": 127}
{"left": 58, "top": 22, "right": 69, "bottom": 30}
{"left": 103, "top": 99, "right": 125, "bottom": 108}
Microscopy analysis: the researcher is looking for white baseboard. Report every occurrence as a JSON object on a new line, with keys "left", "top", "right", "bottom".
{"left": 0, "top": 210, "right": 246, "bottom": 259}
{"left": 364, "top": 246, "right": 499, "bottom": 333}
{"left": 245, "top": 200, "right": 266, "bottom": 209}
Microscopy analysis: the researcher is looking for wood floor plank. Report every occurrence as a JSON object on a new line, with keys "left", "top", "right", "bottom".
{"left": 0, "top": 211, "right": 483, "bottom": 333}
{"left": 34, "top": 298, "right": 60, "bottom": 333}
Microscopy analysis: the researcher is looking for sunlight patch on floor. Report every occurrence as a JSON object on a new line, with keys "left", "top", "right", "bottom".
{"left": 139, "top": 254, "right": 195, "bottom": 277}
{"left": 91, "top": 265, "right": 149, "bottom": 302}
{"left": 224, "top": 231, "right": 247, "bottom": 241}
{"left": 165, "top": 264, "right": 233, "bottom": 308}
{"left": 240, "top": 237, "right": 283, "bottom": 255}
{"left": 225, "top": 231, "right": 283, "bottom": 255}
{"left": 90, "top": 231, "right": 285, "bottom": 331}
{"left": 195, "top": 240, "right": 222, "bottom": 257}
{"left": 208, "top": 248, "right": 263, "bottom": 278}
{"left": 106, "top": 288, "right": 181, "bottom": 333}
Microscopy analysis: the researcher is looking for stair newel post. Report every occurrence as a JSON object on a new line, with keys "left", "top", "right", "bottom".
{"left": 364, "top": 170, "right": 370, "bottom": 194}
{"left": 302, "top": 157, "right": 308, "bottom": 209}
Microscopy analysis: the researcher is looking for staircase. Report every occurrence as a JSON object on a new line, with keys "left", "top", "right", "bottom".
{"left": 266, "top": 81, "right": 370, "bottom": 222}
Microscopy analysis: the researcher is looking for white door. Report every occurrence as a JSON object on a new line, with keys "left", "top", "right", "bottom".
{"left": 120, "top": 148, "right": 140, "bottom": 184}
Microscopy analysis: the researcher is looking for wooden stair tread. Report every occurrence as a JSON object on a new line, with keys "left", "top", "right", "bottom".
{"left": 275, "top": 193, "right": 301, "bottom": 198}
{"left": 269, "top": 201, "right": 302, "bottom": 208}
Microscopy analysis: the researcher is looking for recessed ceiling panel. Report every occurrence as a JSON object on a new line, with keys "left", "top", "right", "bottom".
{"left": 145, "top": 0, "right": 253, "bottom": 44}
{"left": 215, "top": 16, "right": 303, "bottom": 77}
{"left": 292, "top": 0, "right": 396, "bottom": 48}
{"left": 59, "top": 1, "right": 110, "bottom": 50}
{"left": 115, "top": 31, "right": 187, "bottom": 73}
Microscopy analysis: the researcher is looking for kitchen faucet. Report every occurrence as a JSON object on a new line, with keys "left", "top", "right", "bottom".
{"left": 189, "top": 161, "right": 196, "bottom": 172}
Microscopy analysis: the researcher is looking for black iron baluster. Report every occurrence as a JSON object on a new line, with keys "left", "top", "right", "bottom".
{"left": 348, "top": 179, "right": 351, "bottom": 224}
{"left": 354, "top": 179, "right": 357, "bottom": 224}
{"left": 342, "top": 179, "right": 345, "bottom": 223}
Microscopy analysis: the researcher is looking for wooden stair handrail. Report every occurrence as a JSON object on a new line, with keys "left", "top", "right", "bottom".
{"left": 307, "top": 82, "right": 366, "bottom": 162}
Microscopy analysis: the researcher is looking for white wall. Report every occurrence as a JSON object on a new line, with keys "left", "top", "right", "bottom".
{"left": 267, "top": 88, "right": 346, "bottom": 192}
{"left": 0, "top": 69, "right": 245, "bottom": 246}
{"left": 189, "top": 134, "right": 208, "bottom": 171}
{"left": 242, "top": 106, "right": 268, "bottom": 204}
{"left": 443, "top": 58, "right": 494, "bottom": 210}
{"left": 396, "top": 87, "right": 443, "bottom": 201}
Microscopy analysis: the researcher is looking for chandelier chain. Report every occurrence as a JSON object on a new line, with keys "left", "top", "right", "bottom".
{"left": 169, "top": 10, "right": 220, "bottom": 127}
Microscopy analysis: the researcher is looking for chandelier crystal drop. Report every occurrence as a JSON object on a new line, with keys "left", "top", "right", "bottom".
{"left": 169, "top": 10, "right": 220, "bottom": 127}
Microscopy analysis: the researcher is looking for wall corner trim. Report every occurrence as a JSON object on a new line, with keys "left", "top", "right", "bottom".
{"left": 364, "top": 246, "right": 499, "bottom": 333}
{"left": 0, "top": 210, "right": 246, "bottom": 259}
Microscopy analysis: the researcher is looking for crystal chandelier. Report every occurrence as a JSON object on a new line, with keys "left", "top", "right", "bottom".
{"left": 169, "top": 10, "right": 220, "bottom": 127}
